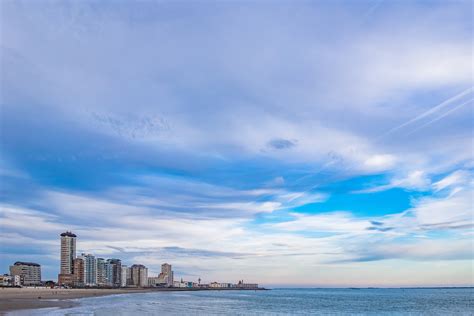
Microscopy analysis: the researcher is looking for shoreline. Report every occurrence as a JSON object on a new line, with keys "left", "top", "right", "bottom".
{"left": 0, "top": 287, "right": 266, "bottom": 313}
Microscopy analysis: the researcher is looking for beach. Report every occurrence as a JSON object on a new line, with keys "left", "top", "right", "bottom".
{"left": 0, "top": 287, "right": 151, "bottom": 313}
{"left": 0, "top": 287, "right": 265, "bottom": 313}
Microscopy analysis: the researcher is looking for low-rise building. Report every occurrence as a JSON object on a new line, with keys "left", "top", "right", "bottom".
{"left": 209, "top": 282, "right": 235, "bottom": 288}
{"left": 58, "top": 274, "right": 74, "bottom": 287}
{"left": 236, "top": 280, "right": 258, "bottom": 289}
{"left": 9, "top": 262, "right": 41, "bottom": 286}
{"left": 0, "top": 274, "right": 21, "bottom": 286}
{"left": 148, "top": 276, "right": 166, "bottom": 287}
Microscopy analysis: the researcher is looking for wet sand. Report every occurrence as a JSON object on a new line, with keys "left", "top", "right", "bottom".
{"left": 0, "top": 287, "right": 266, "bottom": 314}
{"left": 0, "top": 287, "right": 151, "bottom": 314}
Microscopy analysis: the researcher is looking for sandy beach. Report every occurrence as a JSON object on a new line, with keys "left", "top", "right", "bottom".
{"left": 0, "top": 287, "right": 151, "bottom": 313}
{"left": 0, "top": 287, "right": 265, "bottom": 313}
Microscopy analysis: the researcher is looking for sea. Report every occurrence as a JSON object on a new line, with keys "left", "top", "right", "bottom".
{"left": 8, "top": 288, "right": 474, "bottom": 315}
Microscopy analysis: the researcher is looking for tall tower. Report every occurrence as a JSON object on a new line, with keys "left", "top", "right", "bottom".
{"left": 60, "top": 231, "right": 76, "bottom": 274}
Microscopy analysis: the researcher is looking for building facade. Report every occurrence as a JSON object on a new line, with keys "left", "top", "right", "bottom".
{"left": 80, "top": 254, "right": 97, "bottom": 286}
{"left": 73, "top": 258, "right": 84, "bottom": 287}
{"left": 60, "top": 231, "right": 76, "bottom": 274}
{"left": 161, "top": 263, "right": 174, "bottom": 287}
{"left": 59, "top": 231, "right": 76, "bottom": 286}
{"left": 96, "top": 258, "right": 106, "bottom": 286}
{"left": 131, "top": 264, "right": 148, "bottom": 287}
{"left": 9, "top": 262, "right": 41, "bottom": 286}
{"left": 236, "top": 280, "right": 258, "bottom": 289}
{"left": 106, "top": 259, "right": 122, "bottom": 287}
{"left": 121, "top": 265, "right": 128, "bottom": 287}
{"left": 0, "top": 274, "right": 21, "bottom": 286}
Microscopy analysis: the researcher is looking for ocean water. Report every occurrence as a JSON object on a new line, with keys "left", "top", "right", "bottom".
{"left": 10, "top": 288, "right": 474, "bottom": 315}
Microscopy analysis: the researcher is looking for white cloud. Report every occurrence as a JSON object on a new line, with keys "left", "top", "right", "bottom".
{"left": 433, "top": 170, "right": 471, "bottom": 192}
{"left": 364, "top": 154, "right": 396, "bottom": 171}
{"left": 355, "top": 170, "right": 431, "bottom": 193}
{"left": 412, "top": 186, "right": 473, "bottom": 230}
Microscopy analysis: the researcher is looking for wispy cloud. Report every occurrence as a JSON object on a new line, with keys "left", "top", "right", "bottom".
{"left": 0, "top": 0, "right": 472, "bottom": 286}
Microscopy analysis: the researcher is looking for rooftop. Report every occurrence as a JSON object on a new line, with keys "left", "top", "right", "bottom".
{"left": 13, "top": 261, "right": 40, "bottom": 267}
{"left": 60, "top": 231, "right": 77, "bottom": 237}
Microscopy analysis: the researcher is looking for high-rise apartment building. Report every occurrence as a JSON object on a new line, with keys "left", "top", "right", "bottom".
{"left": 106, "top": 259, "right": 122, "bottom": 287}
{"left": 80, "top": 253, "right": 97, "bottom": 286}
{"left": 58, "top": 231, "right": 76, "bottom": 286}
{"left": 73, "top": 258, "right": 84, "bottom": 287}
{"left": 9, "top": 262, "right": 41, "bottom": 285}
{"left": 96, "top": 258, "right": 106, "bottom": 286}
{"left": 60, "top": 231, "right": 76, "bottom": 274}
{"left": 105, "top": 261, "right": 113, "bottom": 286}
{"left": 126, "top": 266, "right": 132, "bottom": 286}
{"left": 121, "top": 265, "right": 128, "bottom": 287}
{"left": 131, "top": 264, "right": 148, "bottom": 287}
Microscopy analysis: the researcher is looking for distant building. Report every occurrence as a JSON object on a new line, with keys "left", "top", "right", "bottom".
{"left": 59, "top": 231, "right": 76, "bottom": 286}
{"left": 161, "top": 263, "right": 174, "bottom": 287}
{"left": 73, "top": 258, "right": 84, "bottom": 287}
{"left": 173, "top": 279, "right": 198, "bottom": 288}
{"left": 0, "top": 274, "right": 21, "bottom": 286}
{"left": 9, "top": 262, "right": 41, "bottom": 286}
{"left": 121, "top": 265, "right": 128, "bottom": 287}
{"left": 58, "top": 274, "right": 74, "bottom": 287}
{"left": 80, "top": 254, "right": 97, "bottom": 286}
{"left": 106, "top": 259, "right": 122, "bottom": 287}
{"left": 130, "top": 264, "right": 148, "bottom": 287}
{"left": 209, "top": 282, "right": 235, "bottom": 288}
{"left": 236, "top": 280, "right": 258, "bottom": 289}
{"left": 126, "top": 266, "right": 132, "bottom": 286}
{"left": 60, "top": 231, "right": 76, "bottom": 275}
{"left": 96, "top": 258, "right": 107, "bottom": 286}
{"left": 148, "top": 276, "right": 165, "bottom": 287}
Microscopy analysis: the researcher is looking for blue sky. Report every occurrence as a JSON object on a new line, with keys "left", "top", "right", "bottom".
{"left": 0, "top": 0, "right": 473, "bottom": 287}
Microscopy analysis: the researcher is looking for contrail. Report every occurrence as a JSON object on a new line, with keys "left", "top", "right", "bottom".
{"left": 377, "top": 87, "right": 473, "bottom": 141}
{"left": 362, "top": 0, "right": 384, "bottom": 20}
{"left": 405, "top": 98, "right": 474, "bottom": 136}
{"left": 291, "top": 88, "right": 473, "bottom": 197}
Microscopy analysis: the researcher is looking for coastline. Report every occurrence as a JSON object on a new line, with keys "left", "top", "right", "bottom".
{"left": 0, "top": 287, "right": 266, "bottom": 313}
{"left": 0, "top": 287, "right": 150, "bottom": 314}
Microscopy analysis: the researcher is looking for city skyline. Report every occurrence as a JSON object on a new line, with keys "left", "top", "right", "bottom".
{"left": 1, "top": 1, "right": 473, "bottom": 287}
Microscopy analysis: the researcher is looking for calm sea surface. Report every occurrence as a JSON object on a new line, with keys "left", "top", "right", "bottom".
{"left": 10, "top": 288, "right": 474, "bottom": 315}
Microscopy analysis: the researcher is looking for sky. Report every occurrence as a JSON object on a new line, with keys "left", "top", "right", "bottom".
{"left": 0, "top": 0, "right": 473, "bottom": 287}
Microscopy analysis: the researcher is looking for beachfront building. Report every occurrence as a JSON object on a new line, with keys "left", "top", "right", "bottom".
{"left": 0, "top": 274, "right": 21, "bottom": 286}
{"left": 121, "top": 265, "right": 128, "bottom": 287}
{"left": 161, "top": 263, "right": 174, "bottom": 287}
{"left": 131, "top": 264, "right": 148, "bottom": 287}
{"left": 147, "top": 276, "right": 159, "bottom": 287}
{"left": 209, "top": 282, "right": 235, "bottom": 288}
{"left": 96, "top": 258, "right": 107, "bottom": 286}
{"left": 9, "top": 262, "right": 41, "bottom": 286}
{"left": 173, "top": 279, "right": 198, "bottom": 288}
{"left": 73, "top": 258, "right": 84, "bottom": 287}
{"left": 106, "top": 259, "right": 122, "bottom": 287}
{"left": 149, "top": 263, "right": 173, "bottom": 287}
{"left": 58, "top": 231, "right": 76, "bottom": 286}
{"left": 80, "top": 254, "right": 97, "bottom": 286}
{"left": 126, "top": 266, "right": 133, "bottom": 286}
{"left": 236, "top": 280, "right": 258, "bottom": 289}
{"left": 60, "top": 231, "right": 76, "bottom": 275}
